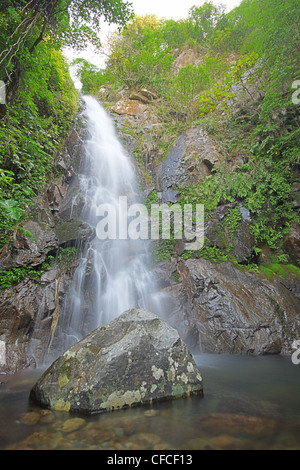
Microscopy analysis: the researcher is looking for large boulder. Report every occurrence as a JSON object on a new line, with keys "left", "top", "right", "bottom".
{"left": 30, "top": 308, "right": 203, "bottom": 414}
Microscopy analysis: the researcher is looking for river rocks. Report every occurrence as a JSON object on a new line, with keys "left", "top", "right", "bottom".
{"left": 175, "top": 258, "right": 300, "bottom": 354}
{"left": 30, "top": 308, "right": 203, "bottom": 414}
{"left": 198, "top": 413, "right": 279, "bottom": 438}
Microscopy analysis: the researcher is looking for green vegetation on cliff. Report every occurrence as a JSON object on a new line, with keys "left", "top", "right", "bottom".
{"left": 0, "top": 0, "right": 133, "bottom": 248}
{"left": 77, "top": 0, "right": 299, "bottom": 266}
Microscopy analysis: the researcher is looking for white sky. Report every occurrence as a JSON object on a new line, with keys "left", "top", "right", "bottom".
{"left": 130, "top": 0, "right": 241, "bottom": 20}
{"left": 66, "top": 0, "right": 242, "bottom": 78}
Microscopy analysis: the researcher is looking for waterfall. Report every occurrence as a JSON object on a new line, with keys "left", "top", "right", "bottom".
{"left": 44, "top": 96, "right": 168, "bottom": 362}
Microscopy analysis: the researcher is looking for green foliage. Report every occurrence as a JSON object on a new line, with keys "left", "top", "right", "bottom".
{"left": 224, "top": 207, "right": 243, "bottom": 234}
{"left": 13, "top": 0, "right": 296, "bottom": 268}
{"left": 0, "top": 0, "right": 133, "bottom": 86}
{"left": 0, "top": 258, "right": 54, "bottom": 290}
{"left": 196, "top": 237, "right": 233, "bottom": 263}
{"left": 260, "top": 263, "right": 300, "bottom": 281}
{"left": 0, "top": 43, "right": 79, "bottom": 247}
{"left": 152, "top": 238, "right": 176, "bottom": 261}
{"left": 143, "top": 190, "right": 159, "bottom": 211}
{"left": 56, "top": 247, "right": 77, "bottom": 269}
{"left": 0, "top": 0, "right": 133, "bottom": 251}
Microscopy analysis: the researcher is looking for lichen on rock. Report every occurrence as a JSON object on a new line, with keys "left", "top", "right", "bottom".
{"left": 30, "top": 308, "right": 203, "bottom": 414}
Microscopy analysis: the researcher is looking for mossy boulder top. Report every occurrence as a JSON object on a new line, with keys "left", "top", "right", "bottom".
{"left": 30, "top": 308, "right": 203, "bottom": 414}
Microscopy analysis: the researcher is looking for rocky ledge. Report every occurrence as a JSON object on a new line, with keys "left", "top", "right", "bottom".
{"left": 30, "top": 308, "right": 203, "bottom": 414}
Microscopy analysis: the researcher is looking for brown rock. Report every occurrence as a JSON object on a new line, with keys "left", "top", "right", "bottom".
{"left": 210, "top": 434, "right": 236, "bottom": 448}
{"left": 21, "top": 411, "right": 40, "bottom": 426}
{"left": 172, "top": 49, "right": 203, "bottom": 75}
{"left": 62, "top": 417, "right": 86, "bottom": 433}
{"left": 284, "top": 223, "right": 300, "bottom": 264}
{"left": 112, "top": 98, "right": 148, "bottom": 116}
{"left": 200, "top": 413, "right": 279, "bottom": 437}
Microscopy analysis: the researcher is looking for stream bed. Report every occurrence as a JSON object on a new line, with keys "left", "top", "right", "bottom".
{"left": 0, "top": 354, "right": 299, "bottom": 450}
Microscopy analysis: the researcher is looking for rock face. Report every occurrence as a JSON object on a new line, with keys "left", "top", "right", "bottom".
{"left": 157, "top": 127, "right": 224, "bottom": 202}
{"left": 55, "top": 218, "right": 95, "bottom": 247}
{"left": 172, "top": 49, "right": 203, "bottom": 75}
{"left": 158, "top": 258, "right": 300, "bottom": 355}
{"left": 0, "top": 104, "right": 89, "bottom": 373}
{"left": 1, "top": 89, "right": 300, "bottom": 377}
{"left": 30, "top": 308, "right": 203, "bottom": 414}
{"left": 0, "top": 207, "right": 58, "bottom": 270}
{"left": 205, "top": 203, "right": 255, "bottom": 263}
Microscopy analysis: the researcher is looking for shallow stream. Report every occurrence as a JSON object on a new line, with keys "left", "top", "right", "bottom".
{"left": 0, "top": 354, "right": 299, "bottom": 450}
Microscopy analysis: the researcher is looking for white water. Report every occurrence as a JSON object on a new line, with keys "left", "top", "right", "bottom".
{"left": 43, "top": 96, "right": 168, "bottom": 361}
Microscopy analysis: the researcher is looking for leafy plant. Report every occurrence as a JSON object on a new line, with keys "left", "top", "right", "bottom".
{"left": 0, "top": 258, "right": 54, "bottom": 290}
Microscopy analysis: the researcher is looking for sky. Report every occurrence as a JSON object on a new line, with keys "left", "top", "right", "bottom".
{"left": 66, "top": 0, "right": 242, "bottom": 81}
{"left": 129, "top": 0, "right": 241, "bottom": 20}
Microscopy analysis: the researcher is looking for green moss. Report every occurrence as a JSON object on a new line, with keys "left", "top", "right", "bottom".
{"left": 285, "top": 264, "right": 300, "bottom": 277}
{"left": 259, "top": 263, "right": 300, "bottom": 280}
{"left": 58, "top": 375, "right": 69, "bottom": 388}
{"left": 260, "top": 265, "right": 275, "bottom": 280}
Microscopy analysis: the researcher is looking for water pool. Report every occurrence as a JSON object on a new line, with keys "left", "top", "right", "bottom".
{"left": 0, "top": 354, "right": 299, "bottom": 450}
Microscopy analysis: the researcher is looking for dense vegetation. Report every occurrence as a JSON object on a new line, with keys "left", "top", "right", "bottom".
{"left": 77, "top": 0, "right": 300, "bottom": 266}
{"left": 0, "top": 0, "right": 133, "bottom": 248}
{"left": 0, "top": 0, "right": 299, "bottom": 270}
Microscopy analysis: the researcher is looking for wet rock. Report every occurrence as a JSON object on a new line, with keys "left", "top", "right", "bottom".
{"left": 40, "top": 409, "right": 54, "bottom": 424}
{"left": 144, "top": 409, "right": 159, "bottom": 417}
{"left": 24, "top": 432, "right": 49, "bottom": 446}
{"left": 20, "top": 411, "right": 40, "bottom": 426}
{"left": 47, "top": 184, "right": 67, "bottom": 213}
{"left": 199, "top": 413, "right": 279, "bottom": 438}
{"left": 0, "top": 207, "right": 58, "bottom": 270}
{"left": 62, "top": 417, "right": 86, "bottom": 433}
{"left": 57, "top": 175, "right": 86, "bottom": 222}
{"left": 175, "top": 258, "right": 300, "bottom": 354}
{"left": 30, "top": 308, "right": 203, "bottom": 414}
{"left": 130, "top": 432, "right": 161, "bottom": 448}
{"left": 210, "top": 434, "right": 237, "bottom": 449}
{"left": 0, "top": 268, "right": 74, "bottom": 373}
{"left": 183, "top": 437, "right": 215, "bottom": 450}
{"left": 0, "top": 110, "right": 88, "bottom": 373}
{"left": 55, "top": 218, "right": 95, "bottom": 247}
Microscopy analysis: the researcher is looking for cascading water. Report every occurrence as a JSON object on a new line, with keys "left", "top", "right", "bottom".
{"left": 42, "top": 96, "right": 169, "bottom": 363}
